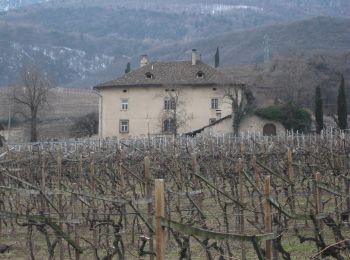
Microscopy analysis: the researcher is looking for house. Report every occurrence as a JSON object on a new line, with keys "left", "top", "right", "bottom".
{"left": 94, "top": 49, "right": 245, "bottom": 137}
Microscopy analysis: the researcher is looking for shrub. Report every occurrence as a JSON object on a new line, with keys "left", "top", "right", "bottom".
{"left": 70, "top": 112, "right": 98, "bottom": 137}
{"left": 0, "top": 116, "right": 20, "bottom": 128}
{"left": 255, "top": 104, "right": 311, "bottom": 132}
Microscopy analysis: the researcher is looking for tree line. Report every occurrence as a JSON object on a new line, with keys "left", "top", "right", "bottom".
{"left": 315, "top": 74, "right": 348, "bottom": 133}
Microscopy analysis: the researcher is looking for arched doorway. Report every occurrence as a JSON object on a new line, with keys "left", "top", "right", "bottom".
{"left": 263, "top": 123, "right": 277, "bottom": 136}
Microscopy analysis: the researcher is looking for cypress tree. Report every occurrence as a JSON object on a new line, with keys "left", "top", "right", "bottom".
{"left": 337, "top": 75, "right": 348, "bottom": 130}
{"left": 315, "top": 86, "right": 323, "bottom": 133}
{"left": 214, "top": 47, "right": 219, "bottom": 68}
{"left": 125, "top": 62, "right": 131, "bottom": 74}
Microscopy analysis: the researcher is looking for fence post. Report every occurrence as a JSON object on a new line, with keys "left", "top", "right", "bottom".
{"left": 264, "top": 176, "right": 272, "bottom": 260}
{"left": 238, "top": 158, "right": 246, "bottom": 260}
{"left": 287, "top": 148, "right": 295, "bottom": 212}
{"left": 79, "top": 154, "right": 83, "bottom": 187}
{"left": 314, "top": 172, "right": 323, "bottom": 236}
{"left": 155, "top": 179, "right": 165, "bottom": 260}
{"left": 57, "top": 150, "right": 64, "bottom": 260}
{"left": 252, "top": 155, "right": 260, "bottom": 187}
{"left": 41, "top": 153, "right": 47, "bottom": 219}
{"left": 346, "top": 177, "right": 350, "bottom": 221}
{"left": 145, "top": 156, "right": 154, "bottom": 260}
{"left": 72, "top": 183, "right": 80, "bottom": 260}
{"left": 90, "top": 154, "right": 99, "bottom": 259}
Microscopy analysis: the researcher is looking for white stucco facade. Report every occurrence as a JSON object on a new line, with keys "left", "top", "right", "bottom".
{"left": 202, "top": 115, "right": 285, "bottom": 135}
{"left": 98, "top": 85, "right": 242, "bottom": 138}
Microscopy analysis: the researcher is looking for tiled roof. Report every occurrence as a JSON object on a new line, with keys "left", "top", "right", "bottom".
{"left": 94, "top": 61, "right": 241, "bottom": 89}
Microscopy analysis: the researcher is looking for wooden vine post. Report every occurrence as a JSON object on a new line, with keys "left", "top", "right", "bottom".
{"left": 347, "top": 177, "right": 350, "bottom": 217}
{"left": 57, "top": 150, "right": 64, "bottom": 260}
{"left": 118, "top": 150, "right": 128, "bottom": 245}
{"left": 287, "top": 148, "right": 295, "bottom": 212}
{"left": 155, "top": 179, "right": 165, "bottom": 260}
{"left": 72, "top": 183, "right": 80, "bottom": 260}
{"left": 252, "top": 155, "right": 260, "bottom": 187}
{"left": 264, "top": 176, "right": 272, "bottom": 260}
{"left": 78, "top": 154, "right": 83, "bottom": 187}
{"left": 78, "top": 154, "right": 85, "bottom": 216}
{"left": 191, "top": 153, "right": 204, "bottom": 210}
{"left": 238, "top": 158, "right": 246, "bottom": 260}
{"left": 175, "top": 154, "right": 182, "bottom": 212}
{"left": 314, "top": 172, "right": 323, "bottom": 235}
{"left": 145, "top": 156, "right": 154, "bottom": 260}
{"left": 40, "top": 153, "right": 47, "bottom": 215}
{"left": 90, "top": 153, "right": 99, "bottom": 259}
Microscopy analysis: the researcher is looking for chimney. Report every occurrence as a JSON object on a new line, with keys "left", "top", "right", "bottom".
{"left": 191, "top": 49, "right": 197, "bottom": 65}
{"left": 140, "top": 55, "right": 149, "bottom": 67}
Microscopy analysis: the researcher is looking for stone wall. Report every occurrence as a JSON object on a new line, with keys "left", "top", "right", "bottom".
{"left": 202, "top": 115, "right": 285, "bottom": 135}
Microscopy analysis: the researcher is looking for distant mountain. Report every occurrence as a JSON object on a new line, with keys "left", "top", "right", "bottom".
{"left": 82, "top": 16, "right": 350, "bottom": 87}
{"left": 0, "top": 0, "right": 51, "bottom": 11}
{"left": 1, "top": 0, "right": 350, "bottom": 87}
{"left": 147, "top": 16, "right": 350, "bottom": 66}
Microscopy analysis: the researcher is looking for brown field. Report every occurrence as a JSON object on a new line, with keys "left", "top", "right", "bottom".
{"left": 0, "top": 87, "right": 98, "bottom": 143}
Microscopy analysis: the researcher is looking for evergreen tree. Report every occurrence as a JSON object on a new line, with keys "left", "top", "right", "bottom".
{"left": 214, "top": 47, "right": 219, "bottom": 68}
{"left": 337, "top": 75, "right": 348, "bottom": 130}
{"left": 125, "top": 62, "right": 131, "bottom": 74}
{"left": 315, "top": 86, "right": 323, "bottom": 133}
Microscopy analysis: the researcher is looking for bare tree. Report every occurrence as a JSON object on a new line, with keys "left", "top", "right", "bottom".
{"left": 11, "top": 65, "right": 52, "bottom": 142}
{"left": 260, "top": 53, "right": 329, "bottom": 107}
{"left": 224, "top": 84, "right": 254, "bottom": 135}
{"left": 158, "top": 87, "right": 189, "bottom": 137}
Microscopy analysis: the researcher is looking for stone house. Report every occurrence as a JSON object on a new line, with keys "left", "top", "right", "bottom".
{"left": 94, "top": 49, "right": 246, "bottom": 137}
{"left": 94, "top": 49, "right": 286, "bottom": 138}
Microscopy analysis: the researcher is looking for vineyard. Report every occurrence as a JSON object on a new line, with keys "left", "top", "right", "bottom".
{"left": 0, "top": 132, "right": 349, "bottom": 259}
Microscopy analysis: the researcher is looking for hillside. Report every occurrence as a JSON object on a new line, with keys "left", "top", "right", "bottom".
{"left": 1, "top": 0, "right": 350, "bottom": 87}
{"left": 0, "top": 0, "right": 279, "bottom": 87}
{"left": 147, "top": 16, "right": 350, "bottom": 66}
{"left": 83, "top": 16, "right": 350, "bottom": 87}
{"left": 219, "top": 51, "right": 350, "bottom": 114}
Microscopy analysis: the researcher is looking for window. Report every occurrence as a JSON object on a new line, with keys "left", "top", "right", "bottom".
{"left": 119, "top": 120, "right": 129, "bottom": 133}
{"left": 145, "top": 72, "right": 154, "bottom": 79}
{"left": 196, "top": 71, "right": 204, "bottom": 78}
{"left": 211, "top": 98, "right": 219, "bottom": 110}
{"left": 209, "top": 118, "right": 216, "bottom": 124}
{"left": 121, "top": 98, "right": 128, "bottom": 110}
{"left": 163, "top": 118, "right": 175, "bottom": 133}
{"left": 164, "top": 97, "right": 175, "bottom": 110}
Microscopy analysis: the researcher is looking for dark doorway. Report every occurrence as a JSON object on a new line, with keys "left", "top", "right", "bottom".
{"left": 263, "top": 123, "right": 277, "bottom": 136}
